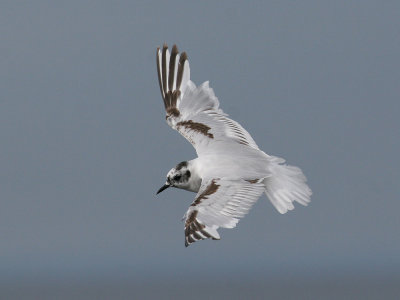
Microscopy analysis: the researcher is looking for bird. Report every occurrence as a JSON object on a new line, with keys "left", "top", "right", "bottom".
{"left": 155, "top": 44, "right": 312, "bottom": 247}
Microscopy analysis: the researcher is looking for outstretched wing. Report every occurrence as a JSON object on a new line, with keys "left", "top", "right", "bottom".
{"left": 156, "top": 44, "right": 259, "bottom": 156}
{"left": 183, "top": 178, "right": 266, "bottom": 247}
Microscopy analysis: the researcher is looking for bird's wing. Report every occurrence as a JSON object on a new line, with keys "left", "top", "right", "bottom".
{"left": 156, "top": 44, "right": 259, "bottom": 156}
{"left": 183, "top": 177, "right": 266, "bottom": 247}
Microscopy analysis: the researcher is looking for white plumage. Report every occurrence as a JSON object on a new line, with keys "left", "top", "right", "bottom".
{"left": 156, "top": 44, "right": 312, "bottom": 246}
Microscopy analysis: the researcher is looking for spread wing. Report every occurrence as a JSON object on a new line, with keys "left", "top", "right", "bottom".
{"left": 183, "top": 178, "right": 266, "bottom": 247}
{"left": 156, "top": 44, "right": 259, "bottom": 156}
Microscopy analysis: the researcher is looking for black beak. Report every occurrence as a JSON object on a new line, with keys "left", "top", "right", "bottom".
{"left": 156, "top": 183, "right": 171, "bottom": 195}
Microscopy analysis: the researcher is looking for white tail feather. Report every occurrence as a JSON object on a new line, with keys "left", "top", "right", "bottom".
{"left": 264, "top": 159, "right": 312, "bottom": 214}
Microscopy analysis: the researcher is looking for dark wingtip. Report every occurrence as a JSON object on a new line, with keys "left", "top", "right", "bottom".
{"left": 172, "top": 44, "right": 179, "bottom": 54}
{"left": 176, "top": 51, "right": 187, "bottom": 91}
{"left": 161, "top": 44, "right": 168, "bottom": 98}
{"left": 180, "top": 51, "right": 188, "bottom": 62}
{"left": 168, "top": 45, "right": 179, "bottom": 92}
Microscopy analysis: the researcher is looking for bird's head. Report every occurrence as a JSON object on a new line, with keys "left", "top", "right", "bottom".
{"left": 157, "top": 161, "right": 192, "bottom": 194}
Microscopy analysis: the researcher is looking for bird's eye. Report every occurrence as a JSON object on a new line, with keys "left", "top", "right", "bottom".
{"left": 174, "top": 175, "right": 181, "bottom": 181}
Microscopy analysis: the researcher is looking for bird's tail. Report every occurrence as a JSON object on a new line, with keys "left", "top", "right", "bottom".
{"left": 263, "top": 157, "right": 312, "bottom": 214}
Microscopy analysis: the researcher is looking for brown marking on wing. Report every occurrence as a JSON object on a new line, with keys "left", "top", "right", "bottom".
{"left": 166, "top": 107, "right": 180, "bottom": 118}
{"left": 170, "top": 90, "right": 180, "bottom": 112}
{"left": 185, "top": 211, "right": 203, "bottom": 246}
{"left": 191, "top": 179, "right": 220, "bottom": 206}
{"left": 177, "top": 120, "right": 214, "bottom": 139}
{"left": 176, "top": 52, "right": 187, "bottom": 91}
{"left": 156, "top": 44, "right": 184, "bottom": 118}
{"left": 184, "top": 210, "right": 217, "bottom": 247}
{"left": 161, "top": 44, "right": 168, "bottom": 100}
{"left": 156, "top": 47, "right": 165, "bottom": 104}
{"left": 185, "top": 210, "right": 198, "bottom": 226}
{"left": 168, "top": 45, "right": 179, "bottom": 91}
{"left": 245, "top": 179, "right": 260, "bottom": 184}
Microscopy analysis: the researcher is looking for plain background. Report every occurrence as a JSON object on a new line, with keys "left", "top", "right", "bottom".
{"left": 1, "top": 1, "right": 399, "bottom": 299}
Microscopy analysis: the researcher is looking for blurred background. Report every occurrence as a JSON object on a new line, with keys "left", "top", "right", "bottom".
{"left": 1, "top": 1, "right": 399, "bottom": 299}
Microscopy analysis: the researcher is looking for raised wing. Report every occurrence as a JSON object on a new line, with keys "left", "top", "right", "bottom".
{"left": 183, "top": 177, "right": 266, "bottom": 247}
{"left": 156, "top": 44, "right": 259, "bottom": 156}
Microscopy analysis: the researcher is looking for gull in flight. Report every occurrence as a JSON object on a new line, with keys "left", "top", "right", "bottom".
{"left": 156, "top": 44, "right": 312, "bottom": 247}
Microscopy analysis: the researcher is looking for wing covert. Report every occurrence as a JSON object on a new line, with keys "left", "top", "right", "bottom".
{"left": 183, "top": 178, "right": 266, "bottom": 247}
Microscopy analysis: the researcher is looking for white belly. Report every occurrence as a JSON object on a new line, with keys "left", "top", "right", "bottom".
{"left": 192, "top": 148, "right": 271, "bottom": 181}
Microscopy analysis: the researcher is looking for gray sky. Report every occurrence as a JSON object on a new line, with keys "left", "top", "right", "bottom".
{"left": 1, "top": 1, "right": 399, "bottom": 298}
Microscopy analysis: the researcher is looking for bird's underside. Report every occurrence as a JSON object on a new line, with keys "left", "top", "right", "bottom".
{"left": 156, "top": 43, "right": 312, "bottom": 247}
